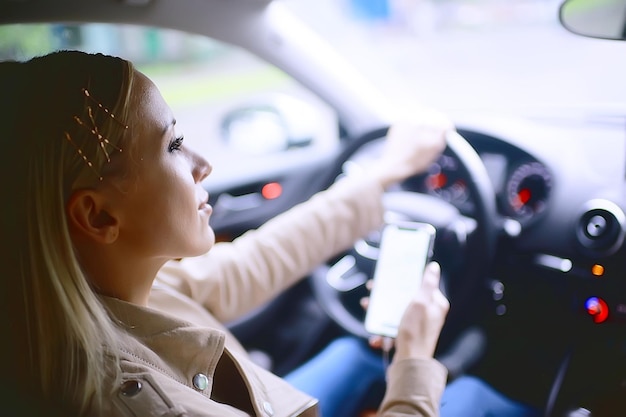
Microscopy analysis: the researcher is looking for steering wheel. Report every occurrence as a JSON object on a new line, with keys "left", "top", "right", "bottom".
{"left": 311, "top": 126, "right": 497, "bottom": 370}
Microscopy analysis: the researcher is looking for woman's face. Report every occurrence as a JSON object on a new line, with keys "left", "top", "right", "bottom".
{"left": 105, "top": 70, "right": 215, "bottom": 260}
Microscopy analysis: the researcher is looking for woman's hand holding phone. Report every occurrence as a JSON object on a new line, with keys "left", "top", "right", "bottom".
{"left": 366, "top": 262, "right": 450, "bottom": 361}
{"left": 394, "top": 262, "right": 449, "bottom": 360}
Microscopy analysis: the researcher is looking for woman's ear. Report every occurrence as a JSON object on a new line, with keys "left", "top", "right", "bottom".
{"left": 66, "top": 190, "right": 120, "bottom": 244}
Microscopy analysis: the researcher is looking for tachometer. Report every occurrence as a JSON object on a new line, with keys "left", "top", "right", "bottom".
{"left": 505, "top": 161, "right": 552, "bottom": 221}
{"left": 424, "top": 154, "right": 469, "bottom": 205}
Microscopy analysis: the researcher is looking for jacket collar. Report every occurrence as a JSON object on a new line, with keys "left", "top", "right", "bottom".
{"left": 101, "top": 294, "right": 208, "bottom": 337}
{"left": 101, "top": 295, "right": 225, "bottom": 393}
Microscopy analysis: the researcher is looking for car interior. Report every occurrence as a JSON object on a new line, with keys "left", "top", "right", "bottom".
{"left": 1, "top": 0, "right": 626, "bottom": 415}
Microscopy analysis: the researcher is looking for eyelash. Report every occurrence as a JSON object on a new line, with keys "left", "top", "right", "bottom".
{"left": 168, "top": 135, "right": 184, "bottom": 153}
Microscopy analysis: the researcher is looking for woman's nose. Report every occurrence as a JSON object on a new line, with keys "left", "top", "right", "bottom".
{"left": 191, "top": 151, "right": 212, "bottom": 182}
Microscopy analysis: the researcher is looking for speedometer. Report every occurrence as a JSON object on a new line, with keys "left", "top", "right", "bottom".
{"left": 505, "top": 161, "right": 552, "bottom": 221}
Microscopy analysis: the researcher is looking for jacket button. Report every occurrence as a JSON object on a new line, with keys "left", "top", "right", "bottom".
{"left": 263, "top": 401, "right": 274, "bottom": 416}
{"left": 120, "top": 380, "right": 142, "bottom": 397}
{"left": 192, "top": 373, "right": 209, "bottom": 391}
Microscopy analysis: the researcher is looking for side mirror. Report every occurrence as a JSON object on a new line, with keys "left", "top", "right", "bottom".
{"left": 220, "top": 94, "right": 318, "bottom": 155}
{"left": 559, "top": 0, "right": 626, "bottom": 40}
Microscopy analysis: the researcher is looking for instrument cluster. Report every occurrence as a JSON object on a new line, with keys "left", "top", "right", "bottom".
{"left": 343, "top": 135, "right": 554, "bottom": 225}
{"left": 403, "top": 144, "right": 553, "bottom": 225}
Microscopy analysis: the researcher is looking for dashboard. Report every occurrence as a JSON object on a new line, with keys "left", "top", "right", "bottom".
{"left": 344, "top": 113, "right": 626, "bottom": 326}
{"left": 360, "top": 114, "right": 626, "bottom": 411}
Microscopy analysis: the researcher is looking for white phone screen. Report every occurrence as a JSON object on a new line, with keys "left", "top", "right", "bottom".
{"left": 364, "top": 222, "right": 435, "bottom": 338}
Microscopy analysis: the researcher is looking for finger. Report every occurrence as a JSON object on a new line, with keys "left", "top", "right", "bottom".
{"left": 369, "top": 335, "right": 383, "bottom": 349}
{"left": 433, "top": 289, "right": 450, "bottom": 313}
{"left": 421, "top": 261, "right": 441, "bottom": 291}
{"left": 360, "top": 297, "right": 370, "bottom": 310}
{"left": 365, "top": 279, "right": 374, "bottom": 291}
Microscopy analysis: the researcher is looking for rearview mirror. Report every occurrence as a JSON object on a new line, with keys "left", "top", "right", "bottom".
{"left": 220, "top": 94, "right": 317, "bottom": 155}
{"left": 559, "top": 0, "right": 626, "bottom": 40}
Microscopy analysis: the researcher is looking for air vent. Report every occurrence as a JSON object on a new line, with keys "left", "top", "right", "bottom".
{"left": 576, "top": 199, "right": 626, "bottom": 256}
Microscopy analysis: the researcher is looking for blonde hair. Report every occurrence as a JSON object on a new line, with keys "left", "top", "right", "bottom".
{"left": 0, "top": 51, "right": 134, "bottom": 414}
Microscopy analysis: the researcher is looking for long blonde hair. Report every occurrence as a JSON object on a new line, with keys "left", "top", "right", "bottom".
{"left": 0, "top": 51, "right": 134, "bottom": 414}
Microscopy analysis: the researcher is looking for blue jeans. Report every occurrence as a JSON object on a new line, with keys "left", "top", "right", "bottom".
{"left": 284, "top": 337, "right": 384, "bottom": 417}
{"left": 284, "top": 336, "right": 540, "bottom": 417}
{"left": 441, "top": 376, "right": 541, "bottom": 417}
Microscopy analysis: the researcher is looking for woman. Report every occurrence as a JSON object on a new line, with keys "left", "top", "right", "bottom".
{"left": 0, "top": 50, "right": 450, "bottom": 416}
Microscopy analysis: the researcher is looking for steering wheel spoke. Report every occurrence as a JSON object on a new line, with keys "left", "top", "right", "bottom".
{"left": 326, "top": 254, "right": 369, "bottom": 292}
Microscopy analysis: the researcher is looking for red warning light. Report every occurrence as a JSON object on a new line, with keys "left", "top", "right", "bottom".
{"left": 427, "top": 173, "right": 447, "bottom": 189}
{"left": 518, "top": 188, "right": 531, "bottom": 205}
{"left": 262, "top": 182, "right": 282, "bottom": 200}
{"left": 585, "top": 297, "right": 609, "bottom": 323}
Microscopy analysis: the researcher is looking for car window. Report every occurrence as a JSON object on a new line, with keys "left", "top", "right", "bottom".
{"left": 0, "top": 23, "right": 339, "bottom": 184}
{"left": 283, "top": 0, "right": 626, "bottom": 116}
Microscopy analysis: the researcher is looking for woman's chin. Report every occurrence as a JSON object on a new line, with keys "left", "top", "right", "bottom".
{"left": 200, "top": 229, "right": 216, "bottom": 253}
{"left": 178, "top": 230, "right": 216, "bottom": 259}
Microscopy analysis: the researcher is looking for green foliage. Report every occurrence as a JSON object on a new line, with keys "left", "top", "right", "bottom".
{"left": 0, "top": 24, "right": 56, "bottom": 61}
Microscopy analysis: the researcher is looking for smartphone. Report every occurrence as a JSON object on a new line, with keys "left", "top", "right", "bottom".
{"left": 364, "top": 221, "right": 436, "bottom": 338}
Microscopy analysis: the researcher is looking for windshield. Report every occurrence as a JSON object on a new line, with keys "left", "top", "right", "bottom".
{"left": 283, "top": 0, "right": 626, "bottom": 117}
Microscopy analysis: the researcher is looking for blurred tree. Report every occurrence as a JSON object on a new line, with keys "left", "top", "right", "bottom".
{"left": 0, "top": 25, "right": 55, "bottom": 60}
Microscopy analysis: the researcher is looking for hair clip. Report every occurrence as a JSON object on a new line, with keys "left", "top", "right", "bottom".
{"left": 81, "top": 88, "right": 128, "bottom": 131}
{"left": 65, "top": 88, "right": 129, "bottom": 180}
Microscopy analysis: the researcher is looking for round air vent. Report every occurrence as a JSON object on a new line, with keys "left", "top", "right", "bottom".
{"left": 576, "top": 199, "right": 626, "bottom": 256}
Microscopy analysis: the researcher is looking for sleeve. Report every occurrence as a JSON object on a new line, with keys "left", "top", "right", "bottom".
{"left": 155, "top": 175, "right": 385, "bottom": 323}
{"left": 378, "top": 358, "right": 448, "bottom": 416}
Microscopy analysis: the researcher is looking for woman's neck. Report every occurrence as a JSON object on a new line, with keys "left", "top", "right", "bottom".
{"left": 78, "top": 243, "right": 166, "bottom": 306}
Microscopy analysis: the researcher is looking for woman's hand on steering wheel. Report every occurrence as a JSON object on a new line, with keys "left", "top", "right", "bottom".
{"left": 369, "top": 112, "right": 453, "bottom": 189}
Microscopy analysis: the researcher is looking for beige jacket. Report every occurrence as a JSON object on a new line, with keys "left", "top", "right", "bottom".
{"left": 95, "top": 176, "right": 447, "bottom": 416}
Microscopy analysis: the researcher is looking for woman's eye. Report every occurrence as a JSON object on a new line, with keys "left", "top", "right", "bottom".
{"left": 168, "top": 136, "right": 184, "bottom": 152}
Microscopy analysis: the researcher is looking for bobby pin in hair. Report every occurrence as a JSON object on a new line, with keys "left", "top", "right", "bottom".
{"left": 82, "top": 88, "right": 128, "bottom": 130}
{"left": 65, "top": 88, "right": 129, "bottom": 180}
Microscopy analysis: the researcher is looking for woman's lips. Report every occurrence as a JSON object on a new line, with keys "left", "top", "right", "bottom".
{"left": 199, "top": 202, "right": 212, "bottom": 214}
